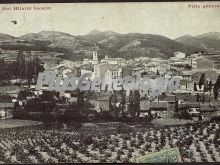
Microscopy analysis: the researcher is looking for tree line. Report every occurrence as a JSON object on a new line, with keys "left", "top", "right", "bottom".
{"left": 195, "top": 73, "right": 220, "bottom": 100}
{"left": 0, "top": 50, "right": 44, "bottom": 84}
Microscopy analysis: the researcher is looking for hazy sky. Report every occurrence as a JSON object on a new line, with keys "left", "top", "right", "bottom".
{"left": 0, "top": 2, "right": 220, "bottom": 39}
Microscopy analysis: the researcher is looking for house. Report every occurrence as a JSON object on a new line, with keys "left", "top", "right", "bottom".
{"left": 0, "top": 86, "right": 20, "bottom": 98}
{"left": 62, "top": 68, "right": 73, "bottom": 78}
{"left": 164, "top": 69, "right": 178, "bottom": 78}
{"left": 193, "top": 56, "right": 214, "bottom": 71}
{"left": 160, "top": 60, "right": 169, "bottom": 74}
{"left": 0, "top": 102, "right": 15, "bottom": 118}
{"left": 83, "top": 59, "right": 93, "bottom": 65}
{"left": 140, "top": 100, "right": 150, "bottom": 111}
{"left": 193, "top": 70, "right": 219, "bottom": 83}
{"left": 43, "top": 62, "right": 59, "bottom": 71}
{"left": 169, "top": 62, "right": 187, "bottom": 72}
{"left": 80, "top": 64, "right": 95, "bottom": 79}
{"left": 94, "top": 63, "right": 119, "bottom": 78}
{"left": 54, "top": 64, "right": 69, "bottom": 76}
{"left": 149, "top": 101, "right": 168, "bottom": 118}
{"left": 179, "top": 70, "right": 198, "bottom": 82}
{"left": 145, "top": 61, "right": 160, "bottom": 73}
{"left": 132, "top": 67, "right": 145, "bottom": 77}
{"left": 0, "top": 110, "right": 6, "bottom": 118}
{"left": 149, "top": 95, "right": 177, "bottom": 118}
{"left": 179, "top": 70, "right": 198, "bottom": 91}
{"left": 122, "top": 66, "right": 133, "bottom": 77}
{"left": 83, "top": 51, "right": 99, "bottom": 65}
{"left": 105, "top": 66, "right": 122, "bottom": 79}
{"left": 142, "top": 71, "right": 159, "bottom": 79}
{"left": 60, "top": 60, "right": 75, "bottom": 68}
{"left": 101, "top": 56, "right": 126, "bottom": 65}
{"left": 174, "top": 52, "right": 186, "bottom": 59}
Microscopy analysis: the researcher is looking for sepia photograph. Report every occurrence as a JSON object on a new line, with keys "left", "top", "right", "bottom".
{"left": 0, "top": 2, "right": 220, "bottom": 163}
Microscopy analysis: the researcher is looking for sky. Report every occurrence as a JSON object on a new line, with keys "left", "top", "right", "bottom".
{"left": 0, "top": 2, "right": 220, "bottom": 39}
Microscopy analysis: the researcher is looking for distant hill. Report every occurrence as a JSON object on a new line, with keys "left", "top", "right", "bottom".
{"left": 20, "top": 31, "right": 97, "bottom": 51}
{"left": 175, "top": 32, "right": 220, "bottom": 51}
{"left": 80, "top": 30, "right": 119, "bottom": 43}
{"left": 79, "top": 31, "right": 202, "bottom": 59}
{"left": 0, "top": 31, "right": 99, "bottom": 60}
{"left": 87, "top": 29, "right": 102, "bottom": 35}
{"left": 21, "top": 31, "right": 75, "bottom": 40}
{"left": 197, "top": 32, "right": 220, "bottom": 40}
{"left": 0, "top": 33, "right": 17, "bottom": 41}
{"left": 1, "top": 30, "right": 218, "bottom": 61}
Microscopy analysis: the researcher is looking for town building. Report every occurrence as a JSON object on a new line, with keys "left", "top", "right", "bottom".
{"left": 0, "top": 102, "right": 14, "bottom": 119}
{"left": 83, "top": 51, "right": 99, "bottom": 65}
{"left": 105, "top": 66, "right": 122, "bottom": 79}
{"left": 101, "top": 56, "right": 126, "bottom": 65}
{"left": 149, "top": 95, "right": 177, "bottom": 118}
{"left": 94, "top": 63, "right": 121, "bottom": 79}
{"left": 174, "top": 51, "right": 186, "bottom": 59}
{"left": 145, "top": 61, "right": 160, "bottom": 73}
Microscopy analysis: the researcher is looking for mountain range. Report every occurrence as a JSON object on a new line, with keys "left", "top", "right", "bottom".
{"left": 0, "top": 30, "right": 219, "bottom": 60}
{"left": 175, "top": 32, "right": 220, "bottom": 51}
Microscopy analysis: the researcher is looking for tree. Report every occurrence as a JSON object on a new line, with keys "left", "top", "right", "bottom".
{"left": 209, "top": 81, "right": 213, "bottom": 92}
{"left": 77, "top": 89, "right": 85, "bottom": 106}
{"left": 196, "top": 93, "right": 200, "bottom": 102}
{"left": 108, "top": 90, "right": 119, "bottom": 117}
{"left": 120, "top": 89, "right": 126, "bottom": 118}
{"left": 18, "top": 88, "right": 33, "bottom": 100}
{"left": 26, "top": 55, "right": 44, "bottom": 86}
{"left": 213, "top": 75, "right": 220, "bottom": 100}
{"left": 156, "top": 69, "right": 160, "bottom": 75}
{"left": 26, "top": 61, "right": 34, "bottom": 87}
{"left": 215, "top": 75, "right": 220, "bottom": 89}
{"left": 111, "top": 91, "right": 120, "bottom": 118}
{"left": 16, "top": 50, "right": 26, "bottom": 79}
{"left": 39, "top": 91, "right": 56, "bottom": 126}
{"left": 0, "top": 59, "right": 6, "bottom": 80}
{"left": 109, "top": 93, "right": 113, "bottom": 111}
{"left": 194, "top": 82, "right": 197, "bottom": 91}
{"left": 185, "top": 64, "right": 192, "bottom": 70}
{"left": 128, "top": 91, "right": 135, "bottom": 118}
{"left": 33, "top": 56, "right": 44, "bottom": 75}
{"left": 134, "top": 90, "right": 140, "bottom": 118}
{"left": 204, "top": 80, "right": 209, "bottom": 92}
{"left": 7, "top": 62, "right": 18, "bottom": 79}
{"left": 199, "top": 73, "right": 206, "bottom": 89}
{"left": 214, "top": 85, "right": 219, "bottom": 100}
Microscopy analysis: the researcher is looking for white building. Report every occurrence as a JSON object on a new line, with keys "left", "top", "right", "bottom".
{"left": 105, "top": 67, "right": 122, "bottom": 79}
{"left": 174, "top": 51, "right": 186, "bottom": 59}
{"left": 60, "top": 60, "right": 75, "bottom": 68}
{"left": 101, "top": 56, "right": 126, "bottom": 65}
{"left": 53, "top": 64, "right": 74, "bottom": 78}
{"left": 94, "top": 63, "right": 117, "bottom": 78}
{"left": 54, "top": 64, "right": 68, "bottom": 75}
{"left": 0, "top": 110, "right": 6, "bottom": 118}
{"left": 83, "top": 51, "right": 98, "bottom": 65}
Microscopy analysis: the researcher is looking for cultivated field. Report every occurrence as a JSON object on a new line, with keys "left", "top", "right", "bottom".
{"left": 0, "top": 121, "right": 220, "bottom": 163}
